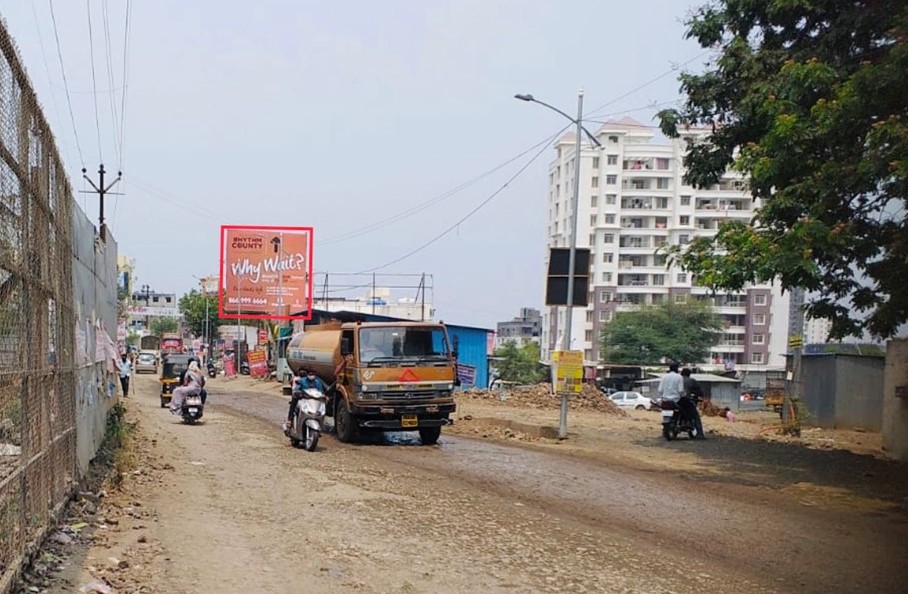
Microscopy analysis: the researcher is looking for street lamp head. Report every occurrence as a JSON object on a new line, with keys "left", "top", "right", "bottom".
{"left": 514, "top": 93, "right": 534, "bottom": 102}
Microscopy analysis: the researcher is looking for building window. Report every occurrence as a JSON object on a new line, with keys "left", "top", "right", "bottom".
{"left": 751, "top": 352, "right": 765, "bottom": 364}
{"left": 606, "top": 175, "right": 617, "bottom": 185}
{"left": 656, "top": 157, "right": 670, "bottom": 170}
{"left": 607, "top": 154, "right": 618, "bottom": 165}
{"left": 652, "top": 274, "right": 665, "bottom": 286}
{"left": 656, "top": 178, "right": 669, "bottom": 190}
{"left": 752, "top": 333, "right": 765, "bottom": 345}
{"left": 603, "top": 234, "right": 614, "bottom": 244}
{"left": 602, "top": 253, "right": 613, "bottom": 263}
{"left": 679, "top": 215, "right": 690, "bottom": 225}
{"left": 674, "top": 294, "right": 687, "bottom": 303}
{"left": 590, "top": 215, "right": 597, "bottom": 226}
{"left": 585, "top": 330, "right": 593, "bottom": 342}
{"left": 601, "top": 272, "right": 612, "bottom": 282}
{"left": 609, "top": 135, "right": 619, "bottom": 143}
{"left": 754, "top": 313, "right": 766, "bottom": 325}
{"left": 586, "top": 311, "right": 593, "bottom": 323}
{"left": 584, "top": 349, "right": 594, "bottom": 360}
{"left": 599, "top": 310, "right": 612, "bottom": 322}
{"left": 592, "top": 156, "right": 600, "bottom": 169}
{"left": 592, "top": 176, "right": 599, "bottom": 188}
{"left": 681, "top": 195, "right": 691, "bottom": 206}
{"left": 605, "top": 214, "right": 615, "bottom": 224}
{"left": 591, "top": 195, "right": 598, "bottom": 208}
{"left": 679, "top": 234, "right": 690, "bottom": 245}
{"left": 599, "top": 290, "right": 612, "bottom": 303}
{"left": 605, "top": 194, "right": 616, "bottom": 205}
{"left": 677, "top": 273, "right": 687, "bottom": 283}
{"left": 754, "top": 294, "right": 767, "bottom": 305}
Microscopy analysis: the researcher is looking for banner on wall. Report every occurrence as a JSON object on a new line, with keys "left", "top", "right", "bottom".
{"left": 218, "top": 225, "right": 314, "bottom": 320}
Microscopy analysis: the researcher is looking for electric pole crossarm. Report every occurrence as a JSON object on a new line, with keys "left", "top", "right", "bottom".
{"left": 80, "top": 163, "right": 123, "bottom": 242}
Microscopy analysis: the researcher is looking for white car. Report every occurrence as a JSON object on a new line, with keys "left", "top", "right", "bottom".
{"left": 609, "top": 391, "right": 653, "bottom": 411}
{"left": 135, "top": 350, "right": 159, "bottom": 374}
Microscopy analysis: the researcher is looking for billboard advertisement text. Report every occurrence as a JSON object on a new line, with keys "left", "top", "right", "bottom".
{"left": 219, "top": 225, "right": 314, "bottom": 320}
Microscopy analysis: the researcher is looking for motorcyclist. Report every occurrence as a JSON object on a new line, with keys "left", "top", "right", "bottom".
{"left": 680, "top": 368, "right": 706, "bottom": 440}
{"left": 284, "top": 369, "right": 327, "bottom": 432}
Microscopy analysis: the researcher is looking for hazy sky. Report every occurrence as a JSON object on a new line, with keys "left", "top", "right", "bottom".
{"left": 2, "top": 0, "right": 708, "bottom": 329}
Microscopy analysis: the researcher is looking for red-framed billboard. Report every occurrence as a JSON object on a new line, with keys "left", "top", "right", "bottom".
{"left": 218, "top": 225, "right": 314, "bottom": 320}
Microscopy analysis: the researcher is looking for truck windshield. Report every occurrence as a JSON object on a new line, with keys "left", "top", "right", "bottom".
{"left": 358, "top": 327, "right": 450, "bottom": 364}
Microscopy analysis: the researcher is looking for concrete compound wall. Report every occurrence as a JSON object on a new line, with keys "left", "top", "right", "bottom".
{"left": 882, "top": 339, "right": 908, "bottom": 461}
{"left": 71, "top": 212, "right": 120, "bottom": 473}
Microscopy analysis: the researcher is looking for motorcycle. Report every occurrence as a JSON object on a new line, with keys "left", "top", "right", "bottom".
{"left": 285, "top": 387, "right": 327, "bottom": 451}
{"left": 181, "top": 391, "right": 205, "bottom": 424}
{"left": 661, "top": 396, "right": 701, "bottom": 440}
{"left": 207, "top": 360, "right": 217, "bottom": 378}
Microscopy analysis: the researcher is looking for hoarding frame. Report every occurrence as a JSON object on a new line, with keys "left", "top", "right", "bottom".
{"left": 218, "top": 224, "right": 315, "bottom": 321}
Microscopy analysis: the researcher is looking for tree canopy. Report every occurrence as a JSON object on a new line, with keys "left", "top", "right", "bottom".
{"left": 600, "top": 300, "right": 723, "bottom": 365}
{"left": 150, "top": 317, "right": 178, "bottom": 336}
{"left": 178, "top": 290, "right": 222, "bottom": 340}
{"left": 492, "top": 341, "right": 545, "bottom": 384}
{"left": 658, "top": 0, "right": 908, "bottom": 339}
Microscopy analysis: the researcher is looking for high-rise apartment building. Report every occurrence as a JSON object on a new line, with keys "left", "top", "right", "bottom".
{"left": 541, "top": 117, "right": 789, "bottom": 370}
{"left": 496, "top": 307, "right": 542, "bottom": 348}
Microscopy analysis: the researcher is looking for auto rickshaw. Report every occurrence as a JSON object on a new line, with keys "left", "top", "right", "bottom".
{"left": 160, "top": 353, "right": 192, "bottom": 408}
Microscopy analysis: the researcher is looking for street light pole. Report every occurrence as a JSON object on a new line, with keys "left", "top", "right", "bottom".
{"left": 515, "top": 89, "right": 600, "bottom": 439}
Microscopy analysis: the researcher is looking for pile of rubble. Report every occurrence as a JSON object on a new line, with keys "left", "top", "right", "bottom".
{"left": 458, "top": 383, "right": 627, "bottom": 416}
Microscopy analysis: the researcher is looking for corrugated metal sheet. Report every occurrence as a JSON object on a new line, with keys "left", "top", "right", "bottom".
{"left": 447, "top": 326, "right": 491, "bottom": 389}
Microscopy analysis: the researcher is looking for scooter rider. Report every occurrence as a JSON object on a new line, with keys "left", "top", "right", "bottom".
{"left": 284, "top": 369, "right": 327, "bottom": 432}
{"left": 680, "top": 368, "right": 706, "bottom": 440}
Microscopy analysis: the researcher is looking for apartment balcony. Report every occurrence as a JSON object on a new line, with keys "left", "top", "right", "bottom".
{"left": 714, "top": 305, "right": 747, "bottom": 316}
{"left": 713, "top": 344, "right": 745, "bottom": 352}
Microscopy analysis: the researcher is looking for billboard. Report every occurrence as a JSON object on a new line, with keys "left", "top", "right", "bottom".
{"left": 219, "top": 225, "right": 314, "bottom": 320}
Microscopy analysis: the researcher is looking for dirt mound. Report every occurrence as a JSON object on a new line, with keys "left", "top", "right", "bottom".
{"left": 458, "top": 383, "right": 627, "bottom": 416}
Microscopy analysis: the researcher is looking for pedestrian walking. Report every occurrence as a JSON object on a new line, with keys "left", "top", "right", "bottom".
{"left": 117, "top": 353, "right": 132, "bottom": 398}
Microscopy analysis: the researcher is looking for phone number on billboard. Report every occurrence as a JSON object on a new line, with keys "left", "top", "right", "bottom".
{"left": 227, "top": 297, "right": 268, "bottom": 305}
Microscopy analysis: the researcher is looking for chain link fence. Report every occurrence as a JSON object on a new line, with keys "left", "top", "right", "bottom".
{"left": 0, "top": 19, "right": 119, "bottom": 592}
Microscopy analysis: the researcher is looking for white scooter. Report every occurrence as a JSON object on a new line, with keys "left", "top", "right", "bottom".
{"left": 181, "top": 391, "right": 205, "bottom": 424}
{"left": 286, "top": 388, "right": 327, "bottom": 451}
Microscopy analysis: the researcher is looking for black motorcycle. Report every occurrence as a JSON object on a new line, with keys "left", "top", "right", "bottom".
{"left": 207, "top": 360, "right": 217, "bottom": 378}
{"left": 660, "top": 396, "right": 702, "bottom": 440}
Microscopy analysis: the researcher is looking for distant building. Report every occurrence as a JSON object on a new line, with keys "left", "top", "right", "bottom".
{"left": 804, "top": 317, "right": 834, "bottom": 344}
{"left": 312, "top": 288, "right": 434, "bottom": 322}
{"left": 496, "top": 308, "right": 542, "bottom": 348}
{"left": 540, "top": 117, "right": 790, "bottom": 370}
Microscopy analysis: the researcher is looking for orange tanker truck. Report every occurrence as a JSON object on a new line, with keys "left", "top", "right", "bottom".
{"left": 286, "top": 321, "right": 458, "bottom": 445}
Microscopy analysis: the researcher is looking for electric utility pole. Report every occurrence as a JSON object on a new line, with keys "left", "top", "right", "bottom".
{"left": 81, "top": 164, "right": 122, "bottom": 242}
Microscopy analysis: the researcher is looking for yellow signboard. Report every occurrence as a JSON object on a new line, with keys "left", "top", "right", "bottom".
{"left": 553, "top": 350, "right": 584, "bottom": 393}
{"left": 788, "top": 335, "right": 803, "bottom": 349}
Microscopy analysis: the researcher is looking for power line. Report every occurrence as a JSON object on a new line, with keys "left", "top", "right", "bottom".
{"left": 30, "top": 0, "right": 70, "bottom": 162}
{"left": 85, "top": 0, "right": 103, "bottom": 162}
{"left": 101, "top": 0, "right": 120, "bottom": 157}
{"left": 321, "top": 131, "right": 565, "bottom": 246}
{"left": 355, "top": 124, "right": 569, "bottom": 275}
{"left": 583, "top": 51, "right": 710, "bottom": 119}
{"left": 48, "top": 0, "right": 85, "bottom": 166}
{"left": 118, "top": 0, "right": 132, "bottom": 170}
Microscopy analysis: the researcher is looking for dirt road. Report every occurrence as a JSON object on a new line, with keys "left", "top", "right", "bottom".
{"left": 39, "top": 375, "right": 908, "bottom": 594}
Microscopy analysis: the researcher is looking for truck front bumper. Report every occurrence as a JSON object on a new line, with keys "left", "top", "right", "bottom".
{"left": 350, "top": 402, "right": 456, "bottom": 430}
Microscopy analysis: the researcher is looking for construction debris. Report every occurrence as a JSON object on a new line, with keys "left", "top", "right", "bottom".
{"left": 458, "top": 383, "right": 627, "bottom": 416}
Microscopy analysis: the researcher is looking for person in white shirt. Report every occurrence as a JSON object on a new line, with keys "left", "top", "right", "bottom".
{"left": 117, "top": 353, "right": 132, "bottom": 397}
{"left": 657, "top": 363, "right": 684, "bottom": 403}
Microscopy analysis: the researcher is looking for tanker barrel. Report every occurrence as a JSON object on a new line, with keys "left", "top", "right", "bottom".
{"left": 285, "top": 329, "right": 344, "bottom": 384}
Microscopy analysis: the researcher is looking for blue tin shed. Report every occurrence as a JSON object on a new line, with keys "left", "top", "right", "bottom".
{"left": 303, "top": 310, "right": 492, "bottom": 389}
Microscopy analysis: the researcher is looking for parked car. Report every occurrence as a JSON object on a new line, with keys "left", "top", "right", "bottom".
{"left": 135, "top": 350, "right": 158, "bottom": 374}
{"left": 609, "top": 391, "right": 653, "bottom": 411}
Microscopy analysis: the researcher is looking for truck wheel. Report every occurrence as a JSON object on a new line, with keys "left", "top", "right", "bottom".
{"left": 335, "top": 401, "right": 356, "bottom": 443}
{"left": 419, "top": 426, "right": 441, "bottom": 445}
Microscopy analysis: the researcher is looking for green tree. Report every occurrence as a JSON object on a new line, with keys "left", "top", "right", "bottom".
{"left": 178, "top": 290, "right": 221, "bottom": 340}
{"left": 150, "top": 317, "right": 178, "bottom": 336}
{"left": 492, "top": 341, "right": 545, "bottom": 384}
{"left": 658, "top": 0, "right": 908, "bottom": 339}
{"left": 600, "top": 300, "right": 722, "bottom": 365}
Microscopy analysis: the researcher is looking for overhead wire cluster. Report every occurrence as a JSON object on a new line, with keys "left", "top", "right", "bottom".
{"left": 39, "top": 0, "right": 132, "bottom": 217}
